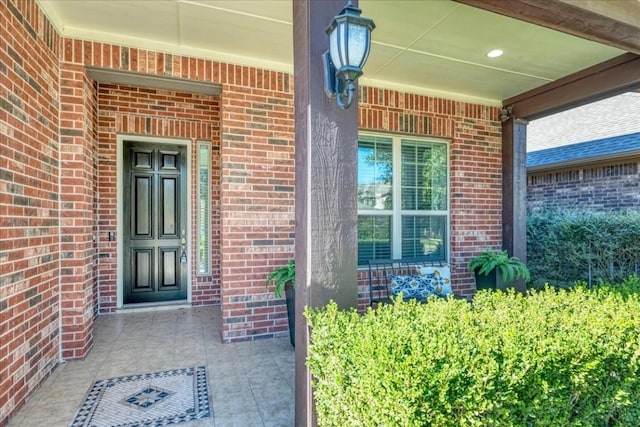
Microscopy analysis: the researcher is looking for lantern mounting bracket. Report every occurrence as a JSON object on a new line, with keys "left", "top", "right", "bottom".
{"left": 323, "top": 51, "right": 356, "bottom": 109}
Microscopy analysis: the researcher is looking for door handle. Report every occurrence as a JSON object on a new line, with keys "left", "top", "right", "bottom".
{"left": 180, "top": 233, "right": 187, "bottom": 263}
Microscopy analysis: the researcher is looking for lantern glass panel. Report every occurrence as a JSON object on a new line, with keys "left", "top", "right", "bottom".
{"left": 329, "top": 26, "right": 342, "bottom": 69}
{"left": 347, "top": 23, "right": 368, "bottom": 67}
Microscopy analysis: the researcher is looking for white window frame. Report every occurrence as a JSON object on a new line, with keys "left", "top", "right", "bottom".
{"left": 358, "top": 132, "right": 450, "bottom": 262}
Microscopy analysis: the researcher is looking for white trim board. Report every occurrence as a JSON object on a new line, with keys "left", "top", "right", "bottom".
{"left": 88, "top": 67, "right": 221, "bottom": 96}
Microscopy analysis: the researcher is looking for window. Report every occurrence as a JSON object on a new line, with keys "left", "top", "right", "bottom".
{"left": 357, "top": 134, "right": 449, "bottom": 265}
{"left": 197, "top": 142, "right": 211, "bottom": 275}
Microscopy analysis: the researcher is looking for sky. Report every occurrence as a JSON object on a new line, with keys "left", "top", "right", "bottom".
{"left": 527, "top": 91, "right": 640, "bottom": 152}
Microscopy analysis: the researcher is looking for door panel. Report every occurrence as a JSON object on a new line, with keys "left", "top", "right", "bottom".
{"left": 134, "top": 149, "right": 153, "bottom": 169}
{"left": 160, "top": 176, "right": 178, "bottom": 237}
{"left": 123, "top": 141, "right": 188, "bottom": 304}
{"left": 134, "top": 175, "right": 152, "bottom": 238}
{"left": 160, "top": 247, "right": 179, "bottom": 288}
{"left": 133, "top": 248, "right": 153, "bottom": 291}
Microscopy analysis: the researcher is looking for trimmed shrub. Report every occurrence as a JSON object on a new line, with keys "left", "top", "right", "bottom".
{"left": 527, "top": 210, "right": 640, "bottom": 286}
{"left": 597, "top": 274, "right": 640, "bottom": 300}
{"left": 306, "top": 289, "right": 640, "bottom": 426}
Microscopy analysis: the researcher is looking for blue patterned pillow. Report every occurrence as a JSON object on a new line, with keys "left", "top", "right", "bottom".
{"left": 389, "top": 275, "right": 435, "bottom": 302}
{"left": 418, "top": 266, "right": 452, "bottom": 296}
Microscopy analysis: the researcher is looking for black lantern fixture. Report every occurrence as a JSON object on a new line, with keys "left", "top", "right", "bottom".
{"left": 323, "top": 0, "right": 375, "bottom": 109}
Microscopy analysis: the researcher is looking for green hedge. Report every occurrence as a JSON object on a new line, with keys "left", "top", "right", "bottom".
{"left": 527, "top": 210, "right": 640, "bottom": 286}
{"left": 306, "top": 284, "right": 640, "bottom": 426}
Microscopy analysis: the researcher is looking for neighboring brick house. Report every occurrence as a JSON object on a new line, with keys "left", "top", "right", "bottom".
{"left": 527, "top": 92, "right": 640, "bottom": 212}
{"left": 527, "top": 132, "right": 640, "bottom": 211}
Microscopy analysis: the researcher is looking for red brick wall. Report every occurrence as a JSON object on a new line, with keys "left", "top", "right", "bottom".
{"left": 58, "top": 62, "right": 99, "bottom": 360}
{"left": 95, "top": 83, "right": 221, "bottom": 311}
{"left": 0, "top": 0, "right": 62, "bottom": 423}
{"left": 59, "top": 38, "right": 296, "bottom": 342}
{"left": 358, "top": 88, "right": 503, "bottom": 306}
{"left": 527, "top": 160, "right": 640, "bottom": 212}
{"left": 219, "top": 76, "right": 295, "bottom": 342}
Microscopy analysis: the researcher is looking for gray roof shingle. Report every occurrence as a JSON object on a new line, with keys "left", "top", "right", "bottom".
{"left": 527, "top": 132, "right": 640, "bottom": 168}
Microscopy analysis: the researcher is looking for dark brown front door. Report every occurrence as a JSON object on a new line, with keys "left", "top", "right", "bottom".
{"left": 123, "top": 141, "right": 188, "bottom": 304}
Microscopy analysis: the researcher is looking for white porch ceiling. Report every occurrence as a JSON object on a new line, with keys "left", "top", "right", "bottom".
{"left": 37, "top": 0, "right": 627, "bottom": 106}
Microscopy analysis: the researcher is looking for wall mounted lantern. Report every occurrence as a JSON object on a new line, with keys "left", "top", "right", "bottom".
{"left": 323, "top": 0, "right": 375, "bottom": 109}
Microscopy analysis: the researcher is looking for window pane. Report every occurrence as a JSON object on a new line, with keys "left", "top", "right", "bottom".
{"left": 424, "top": 143, "right": 448, "bottom": 211}
{"left": 358, "top": 136, "right": 392, "bottom": 210}
{"left": 197, "top": 143, "right": 211, "bottom": 275}
{"left": 401, "top": 215, "right": 446, "bottom": 260}
{"left": 401, "top": 140, "right": 448, "bottom": 211}
{"left": 358, "top": 215, "right": 391, "bottom": 265}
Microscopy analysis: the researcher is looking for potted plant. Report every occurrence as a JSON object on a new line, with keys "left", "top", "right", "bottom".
{"left": 468, "top": 250, "right": 530, "bottom": 291}
{"left": 266, "top": 260, "right": 295, "bottom": 347}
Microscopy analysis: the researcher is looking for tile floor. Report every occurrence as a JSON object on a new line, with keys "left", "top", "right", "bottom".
{"left": 7, "top": 306, "right": 295, "bottom": 427}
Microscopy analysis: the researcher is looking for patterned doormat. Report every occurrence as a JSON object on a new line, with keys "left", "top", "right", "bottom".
{"left": 69, "top": 366, "right": 211, "bottom": 427}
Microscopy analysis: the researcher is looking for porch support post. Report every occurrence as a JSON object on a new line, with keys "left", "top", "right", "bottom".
{"left": 293, "top": 0, "right": 360, "bottom": 425}
{"left": 501, "top": 116, "right": 528, "bottom": 293}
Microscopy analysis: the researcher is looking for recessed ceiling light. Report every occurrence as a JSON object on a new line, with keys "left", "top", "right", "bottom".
{"left": 486, "top": 49, "right": 503, "bottom": 58}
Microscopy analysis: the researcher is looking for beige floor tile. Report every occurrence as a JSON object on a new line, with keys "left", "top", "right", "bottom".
{"left": 136, "top": 356, "right": 176, "bottom": 373}
{"left": 95, "top": 362, "right": 145, "bottom": 379}
{"left": 205, "top": 343, "right": 239, "bottom": 357}
{"left": 18, "top": 397, "right": 81, "bottom": 426}
{"left": 214, "top": 410, "right": 265, "bottom": 427}
{"left": 244, "top": 364, "right": 288, "bottom": 387}
{"left": 210, "top": 390, "right": 260, "bottom": 418}
{"left": 251, "top": 382, "right": 294, "bottom": 416}
{"left": 210, "top": 373, "right": 252, "bottom": 398}
{"left": 206, "top": 360, "right": 244, "bottom": 379}
{"left": 179, "top": 419, "right": 216, "bottom": 426}
{"left": 8, "top": 306, "right": 295, "bottom": 427}
{"left": 261, "top": 408, "right": 295, "bottom": 427}
{"left": 43, "top": 378, "right": 96, "bottom": 400}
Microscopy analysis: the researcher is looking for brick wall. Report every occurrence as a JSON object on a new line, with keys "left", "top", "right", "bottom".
{"left": 58, "top": 62, "right": 98, "bottom": 360}
{"left": 218, "top": 74, "right": 295, "bottom": 342}
{"left": 57, "top": 38, "right": 297, "bottom": 343}
{"left": 95, "top": 83, "right": 221, "bottom": 311}
{"left": 527, "top": 160, "right": 640, "bottom": 212}
{"left": 0, "top": 0, "right": 62, "bottom": 423}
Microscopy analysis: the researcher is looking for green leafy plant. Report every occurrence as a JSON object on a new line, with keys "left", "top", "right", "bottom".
{"left": 266, "top": 260, "right": 295, "bottom": 298}
{"left": 527, "top": 209, "right": 640, "bottom": 286}
{"left": 468, "top": 249, "right": 530, "bottom": 282}
{"left": 306, "top": 284, "right": 640, "bottom": 426}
